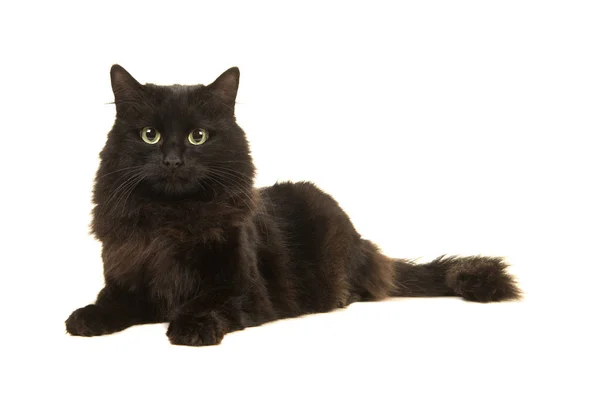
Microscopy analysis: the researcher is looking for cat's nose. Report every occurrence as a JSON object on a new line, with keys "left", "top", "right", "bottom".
{"left": 163, "top": 155, "right": 182, "bottom": 169}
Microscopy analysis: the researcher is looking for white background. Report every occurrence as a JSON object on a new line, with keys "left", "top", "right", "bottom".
{"left": 1, "top": 1, "right": 598, "bottom": 399}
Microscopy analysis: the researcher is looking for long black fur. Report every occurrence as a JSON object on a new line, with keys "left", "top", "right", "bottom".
{"left": 65, "top": 65, "right": 521, "bottom": 346}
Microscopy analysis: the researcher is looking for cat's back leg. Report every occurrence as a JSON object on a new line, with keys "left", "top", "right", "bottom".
{"left": 260, "top": 181, "right": 362, "bottom": 312}
{"left": 347, "top": 238, "right": 395, "bottom": 303}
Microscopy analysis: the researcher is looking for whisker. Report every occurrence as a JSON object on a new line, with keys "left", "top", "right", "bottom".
{"left": 116, "top": 173, "right": 147, "bottom": 215}
{"left": 204, "top": 174, "right": 255, "bottom": 212}
{"left": 96, "top": 166, "right": 143, "bottom": 180}
{"left": 100, "top": 170, "right": 146, "bottom": 212}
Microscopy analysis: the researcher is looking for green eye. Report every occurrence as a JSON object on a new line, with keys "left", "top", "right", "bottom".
{"left": 188, "top": 128, "right": 209, "bottom": 145}
{"left": 140, "top": 127, "right": 161, "bottom": 144}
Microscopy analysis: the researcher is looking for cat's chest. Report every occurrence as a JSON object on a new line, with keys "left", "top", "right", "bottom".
{"left": 137, "top": 203, "right": 229, "bottom": 242}
{"left": 103, "top": 220, "right": 196, "bottom": 280}
{"left": 102, "top": 231, "right": 208, "bottom": 312}
{"left": 99, "top": 203, "right": 238, "bottom": 303}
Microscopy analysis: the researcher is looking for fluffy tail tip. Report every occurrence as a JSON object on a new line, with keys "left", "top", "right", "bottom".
{"left": 442, "top": 256, "right": 522, "bottom": 302}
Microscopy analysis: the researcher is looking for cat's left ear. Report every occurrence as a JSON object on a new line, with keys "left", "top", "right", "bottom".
{"left": 207, "top": 67, "right": 240, "bottom": 110}
{"left": 110, "top": 64, "right": 143, "bottom": 114}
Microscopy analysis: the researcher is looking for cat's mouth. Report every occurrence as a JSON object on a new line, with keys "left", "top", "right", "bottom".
{"left": 160, "top": 166, "right": 190, "bottom": 179}
{"left": 147, "top": 167, "right": 205, "bottom": 194}
{"left": 163, "top": 173, "right": 191, "bottom": 187}
{"left": 141, "top": 165, "right": 214, "bottom": 197}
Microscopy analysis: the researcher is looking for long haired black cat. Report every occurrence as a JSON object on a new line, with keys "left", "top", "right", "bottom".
{"left": 65, "top": 65, "right": 521, "bottom": 346}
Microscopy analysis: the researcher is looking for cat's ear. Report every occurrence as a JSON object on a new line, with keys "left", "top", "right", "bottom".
{"left": 110, "top": 64, "right": 143, "bottom": 111}
{"left": 207, "top": 67, "right": 240, "bottom": 110}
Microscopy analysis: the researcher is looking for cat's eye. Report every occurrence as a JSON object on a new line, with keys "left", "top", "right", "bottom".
{"left": 188, "top": 128, "right": 209, "bottom": 145}
{"left": 140, "top": 127, "right": 161, "bottom": 144}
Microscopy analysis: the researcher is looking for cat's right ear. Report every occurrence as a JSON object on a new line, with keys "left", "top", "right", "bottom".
{"left": 110, "top": 65, "right": 143, "bottom": 113}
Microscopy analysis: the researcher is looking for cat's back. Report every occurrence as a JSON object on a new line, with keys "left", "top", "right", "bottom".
{"left": 257, "top": 181, "right": 349, "bottom": 223}
{"left": 256, "top": 181, "right": 360, "bottom": 265}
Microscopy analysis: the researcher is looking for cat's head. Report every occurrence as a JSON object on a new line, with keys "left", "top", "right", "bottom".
{"left": 97, "top": 65, "right": 255, "bottom": 201}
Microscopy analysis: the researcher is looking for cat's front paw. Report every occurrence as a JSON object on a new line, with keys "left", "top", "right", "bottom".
{"left": 167, "top": 313, "right": 224, "bottom": 347}
{"left": 65, "top": 304, "right": 116, "bottom": 337}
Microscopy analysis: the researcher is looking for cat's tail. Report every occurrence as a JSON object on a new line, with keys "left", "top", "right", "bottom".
{"left": 390, "top": 256, "right": 521, "bottom": 302}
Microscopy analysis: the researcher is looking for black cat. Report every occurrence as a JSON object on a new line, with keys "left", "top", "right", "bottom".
{"left": 65, "top": 65, "right": 521, "bottom": 346}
